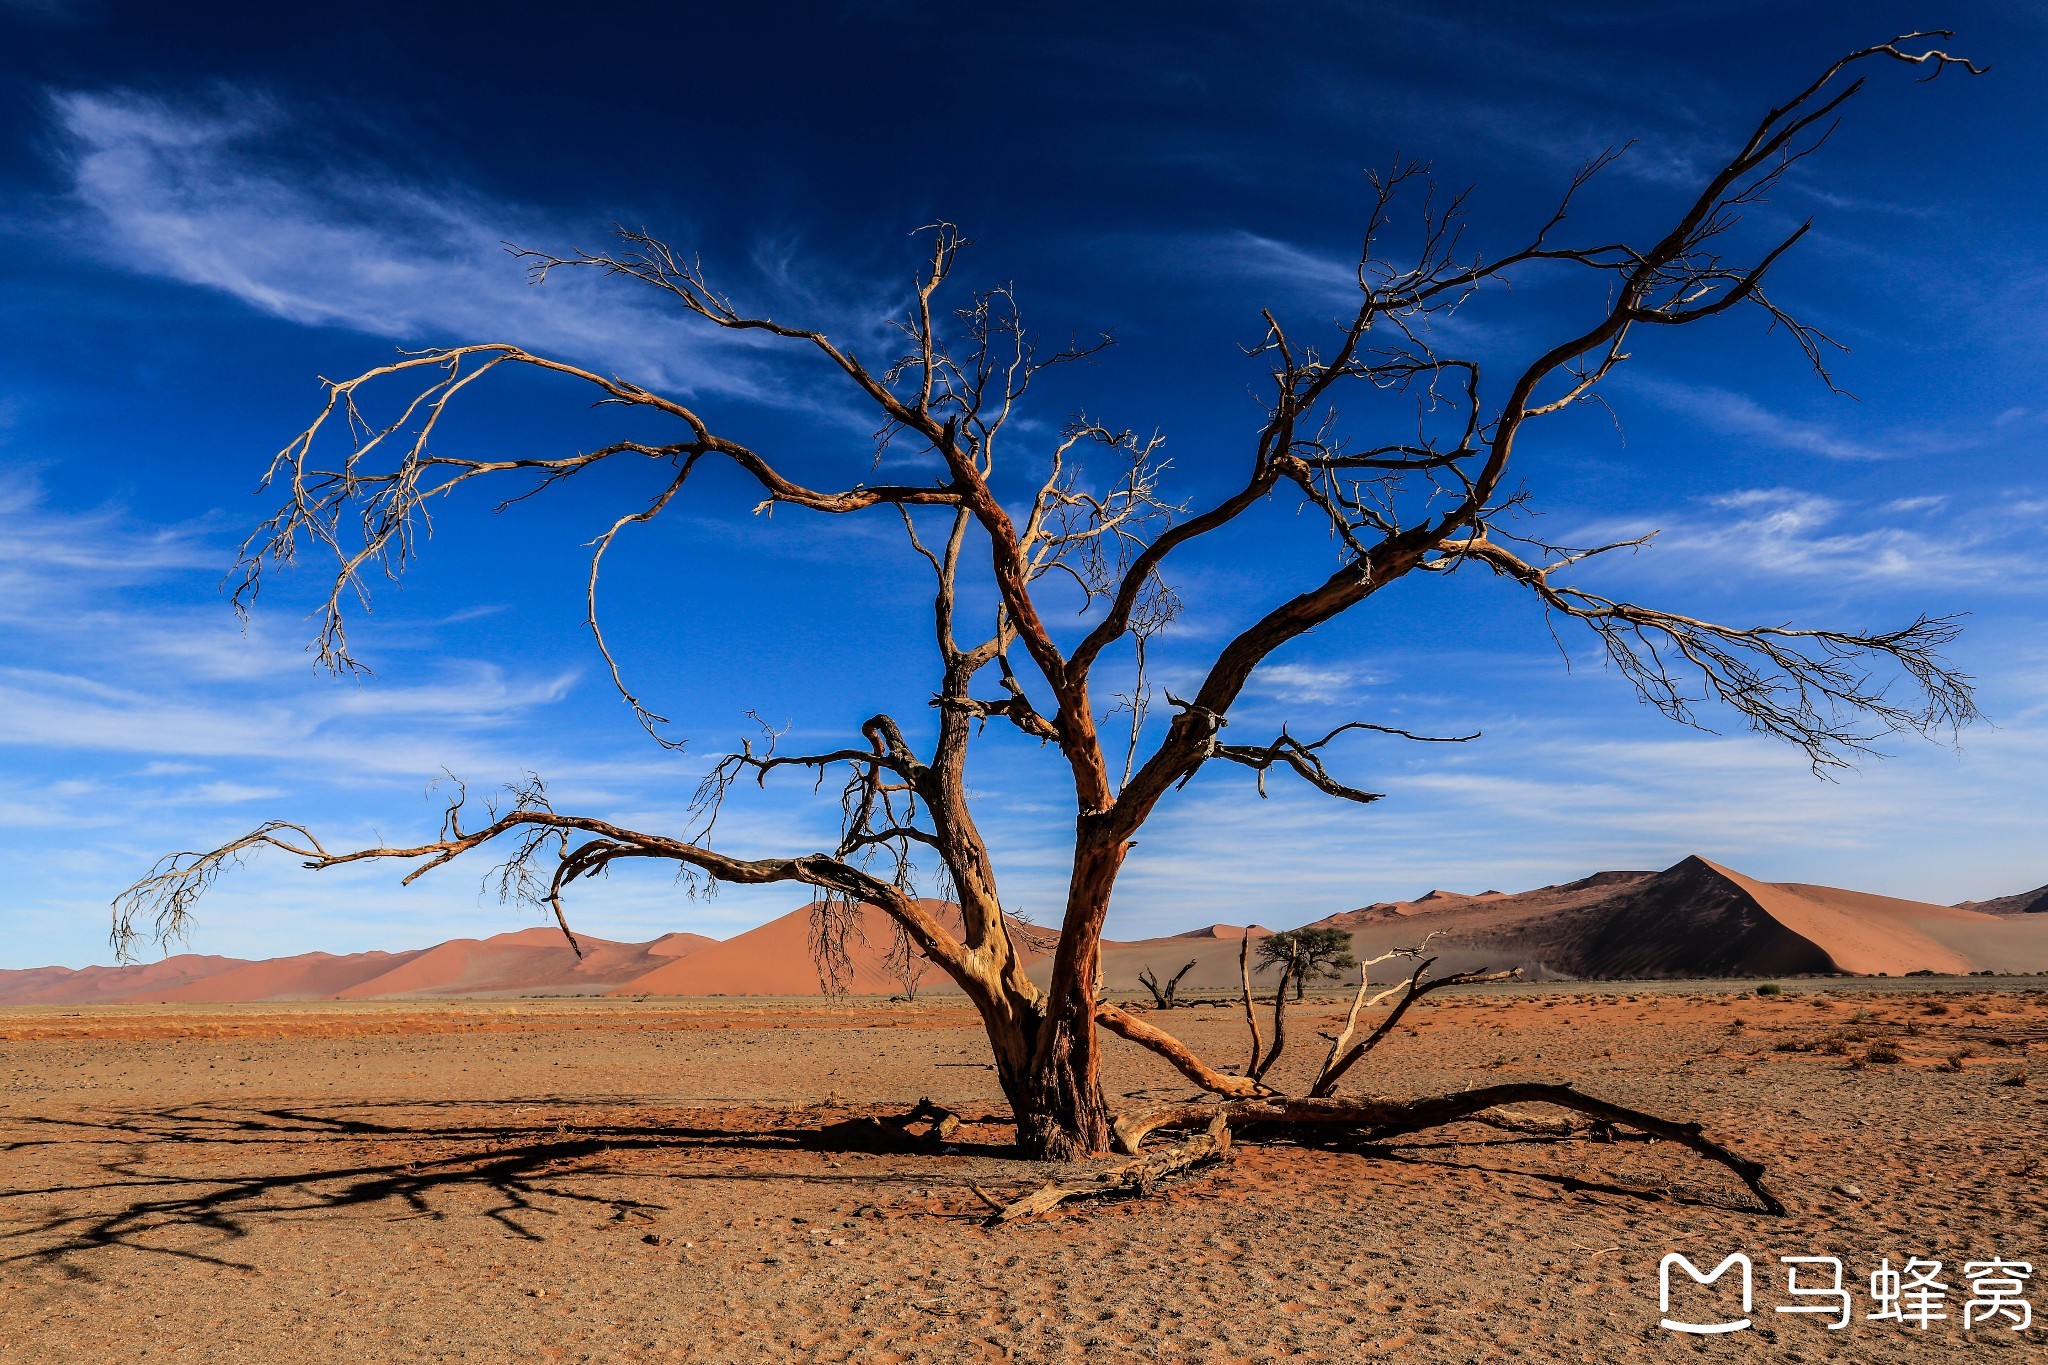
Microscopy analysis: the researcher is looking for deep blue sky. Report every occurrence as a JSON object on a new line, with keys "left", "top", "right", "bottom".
{"left": 3, "top": 1, "right": 2044, "bottom": 968}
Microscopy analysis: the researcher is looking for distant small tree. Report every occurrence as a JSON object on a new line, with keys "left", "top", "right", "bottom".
{"left": 1256, "top": 927, "right": 1360, "bottom": 1002}
{"left": 115, "top": 36, "right": 1978, "bottom": 1192}
{"left": 1242, "top": 927, "right": 1361, "bottom": 1084}
{"left": 883, "top": 920, "right": 933, "bottom": 1002}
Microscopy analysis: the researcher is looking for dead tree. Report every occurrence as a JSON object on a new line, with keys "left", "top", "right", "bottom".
{"left": 116, "top": 37, "right": 1981, "bottom": 1176}
{"left": 1137, "top": 960, "right": 1197, "bottom": 1009}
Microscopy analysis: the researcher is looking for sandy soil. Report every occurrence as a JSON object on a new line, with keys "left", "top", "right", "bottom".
{"left": 3, "top": 981, "right": 2044, "bottom": 1362}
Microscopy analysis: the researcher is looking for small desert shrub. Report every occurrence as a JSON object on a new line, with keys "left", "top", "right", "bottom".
{"left": 1726, "top": 1018, "right": 1747, "bottom": 1033}
{"left": 1987, "top": 1036, "right": 2019, "bottom": 1049}
{"left": 1938, "top": 1049, "right": 1973, "bottom": 1072}
{"left": 1964, "top": 1001, "right": 1990, "bottom": 1016}
{"left": 1904, "top": 1020, "right": 1926, "bottom": 1036}
{"left": 1819, "top": 1035, "right": 1850, "bottom": 1056}
{"left": 1851, "top": 1008, "right": 1873, "bottom": 1023}
{"left": 1773, "top": 1039, "right": 1808, "bottom": 1053}
{"left": 1999, "top": 1068, "right": 2028, "bottom": 1087}
{"left": 1756, "top": 983, "right": 1784, "bottom": 997}
{"left": 1922, "top": 1001, "right": 1951, "bottom": 1016}
{"left": 1865, "top": 1040, "right": 1904, "bottom": 1065}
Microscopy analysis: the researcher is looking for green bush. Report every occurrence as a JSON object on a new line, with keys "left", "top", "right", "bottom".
{"left": 1755, "top": 982, "right": 1783, "bottom": 997}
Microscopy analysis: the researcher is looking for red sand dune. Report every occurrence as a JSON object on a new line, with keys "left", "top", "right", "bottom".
{"left": 0, "top": 927, "right": 710, "bottom": 1006}
{"left": 148, "top": 949, "right": 428, "bottom": 1004}
{"left": 649, "top": 931, "right": 717, "bottom": 958}
{"left": 610, "top": 900, "right": 1055, "bottom": 998}
{"left": 1957, "top": 883, "right": 2048, "bottom": 916}
{"left": 0, "top": 953, "right": 251, "bottom": 1007}
{"left": 332, "top": 927, "right": 688, "bottom": 998}
{"left": 8, "top": 861, "right": 2046, "bottom": 1005}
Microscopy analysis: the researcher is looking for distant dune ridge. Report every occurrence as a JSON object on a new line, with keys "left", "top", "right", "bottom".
{"left": 8, "top": 857, "right": 2046, "bottom": 1005}
{"left": 1956, "top": 884, "right": 2048, "bottom": 916}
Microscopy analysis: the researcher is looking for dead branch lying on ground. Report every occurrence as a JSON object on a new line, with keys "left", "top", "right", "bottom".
{"left": 1109, "top": 1085, "right": 1784, "bottom": 1215}
{"left": 1087, "top": 939, "right": 1777, "bottom": 1217}
{"left": 974, "top": 1112, "right": 1231, "bottom": 1223}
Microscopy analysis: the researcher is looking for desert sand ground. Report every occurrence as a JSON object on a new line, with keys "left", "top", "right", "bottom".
{"left": 3, "top": 980, "right": 2044, "bottom": 1362}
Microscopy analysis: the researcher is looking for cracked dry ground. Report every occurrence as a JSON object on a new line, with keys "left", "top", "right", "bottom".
{"left": 3, "top": 983, "right": 2044, "bottom": 1363}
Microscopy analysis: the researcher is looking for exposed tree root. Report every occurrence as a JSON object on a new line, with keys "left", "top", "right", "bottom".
{"left": 1110, "top": 1083, "right": 1784, "bottom": 1214}
{"left": 976, "top": 1113, "right": 1231, "bottom": 1223}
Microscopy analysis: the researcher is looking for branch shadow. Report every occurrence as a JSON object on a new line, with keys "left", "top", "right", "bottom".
{"left": 1335, "top": 1130, "right": 1747, "bottom": 1211}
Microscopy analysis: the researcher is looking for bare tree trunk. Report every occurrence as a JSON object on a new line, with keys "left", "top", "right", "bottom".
{"left": 1018, "top": 826, "right": 1123, "bottom": 1158}
{"left": 1012, "top": 999, "right": 1113, "bottom": 1160}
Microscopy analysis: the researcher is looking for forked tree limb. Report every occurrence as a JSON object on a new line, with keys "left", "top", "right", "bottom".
{"left": 1311, "top": 964, "right": 1520, "bottom": 1097}
{"left": 1109, "top": 1085, "right": 1784, "bottom": 1214}
{"left": 1094, "top": 1002, "right": 1267, "bottom": 1099}
{"left": 1311, "top": 939, "right": 1445, "bottom": 1092}
{"left": 1252, "top": 965, "right": 1294, "bottom": 1083}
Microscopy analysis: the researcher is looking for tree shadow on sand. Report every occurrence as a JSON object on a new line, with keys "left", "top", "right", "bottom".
{"left": 3, "top": 1098, "right": 1768, "bottom": 1279}
{"left": 0, "top": 1097, "right": 1015, "bottom": 1279}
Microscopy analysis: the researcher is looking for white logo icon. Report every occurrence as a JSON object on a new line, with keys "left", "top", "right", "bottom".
{"left": 1661, "top": 1253, "right": 1753, "bottom": 1335}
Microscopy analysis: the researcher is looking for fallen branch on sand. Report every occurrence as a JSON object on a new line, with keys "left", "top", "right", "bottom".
{"left": 974, "top": 1113, "right": 1232, "bottom": 1223}
{"left": 1108, "top": 1084, "right": 1783, "bottom": 1214}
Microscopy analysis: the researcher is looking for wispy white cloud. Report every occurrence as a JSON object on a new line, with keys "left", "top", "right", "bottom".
{"left": 50, "top": 88, "right": 777, "bottom": 398}
{"left": 1202, "top": 230, "right": 1359, "bottom": 302}
{"left": 1628, "top": 375, "right": 1938, "bottom": 462}
{"left": 1570, "top": 486, "right": 2021, "bottom": 589}
{"left": 1252, "top": 662, "right": 1383, "bottom": 705}
{"left": 0, "top": 474, "right": 218, "bottom": 614}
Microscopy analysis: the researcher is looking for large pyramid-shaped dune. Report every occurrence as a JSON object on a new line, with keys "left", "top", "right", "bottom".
{"left": 1077, "top": 856, "right": 2048, "bottom": 991}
